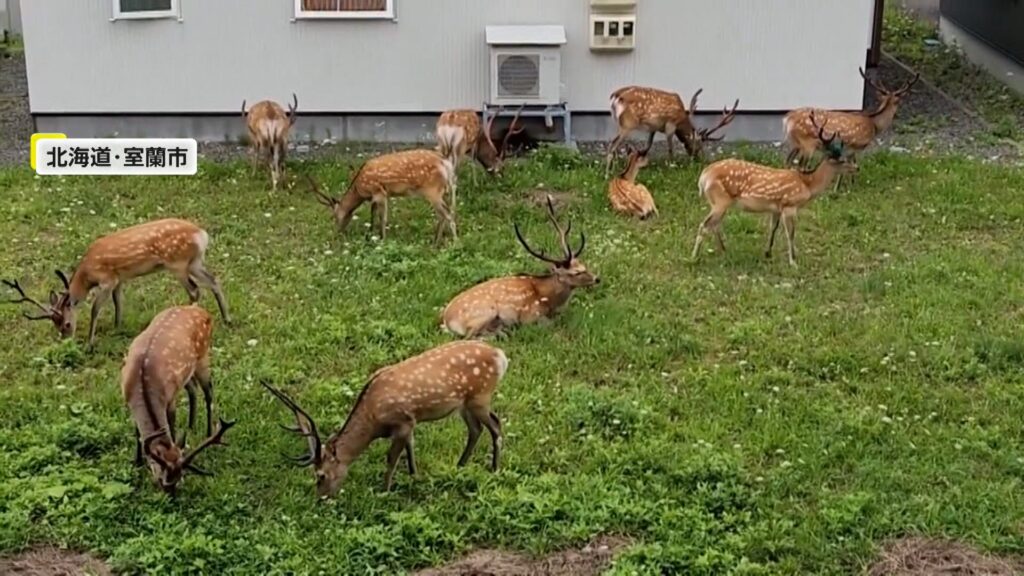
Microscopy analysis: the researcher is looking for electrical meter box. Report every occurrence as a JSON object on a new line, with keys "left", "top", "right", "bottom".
{"left": 590, "top": 0, "right": 637, "bottom": 52}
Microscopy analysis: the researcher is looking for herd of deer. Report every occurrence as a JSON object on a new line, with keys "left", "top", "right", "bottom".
{"left": 3, "top": 67, "right": 918, "bottom": 497}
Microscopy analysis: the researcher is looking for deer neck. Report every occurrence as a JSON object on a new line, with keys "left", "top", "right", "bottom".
{"left": 325, "top": 410, "right": 380, "bottom": 468}
{"left": 870, "top": 100, "right": 898, "bottom": 133}
{"left": 621, "top": 162, "right": 642, "bottom": 183}
{"left": 67, "top": 270, "right": 93, "bottom": 305}
{"left": 801, "top": 161, "right": 840, "bottom": 197}
{"left": 532, "top": 274, "right": 575, "bottom": 314}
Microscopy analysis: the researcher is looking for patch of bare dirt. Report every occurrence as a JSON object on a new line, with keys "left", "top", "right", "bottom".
{"left": 868, "top": 537, "right": 1024, "bottom": 576}
{"left": 413, "top": 536, "right": 630, "bottom": 576}
{"left": 524, "top": 189, "right": 578, "bottom": 209}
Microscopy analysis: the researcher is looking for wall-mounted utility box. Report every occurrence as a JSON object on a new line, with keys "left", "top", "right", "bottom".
{"left": 590, "top": 0, "right": 636, "bottom": 52}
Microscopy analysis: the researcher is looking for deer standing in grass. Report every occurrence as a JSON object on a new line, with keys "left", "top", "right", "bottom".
{"left": 121, "top": 305, "right": 234, "bottom": 494}
{"left": 692, "top": 115, "right": 858, "bottom": 266}
{"left": 442, "top": 197, "right": 599, "bottom": 338}
{"left": 263, "top": 341, "right": 508, "bottom": 497}
{"left": 4, "top": 218, "right": 230, "bottom": 347}
{"left": 608, "top": 147, "right": 657, "bottom": 220}
{"left": 607, "top": 85, "right": 738, "bottom": 174}
{"left": 242, "top": 94, "right": 298, "bottom": 190}
{"left": 309, "top": 149, "right": 458, "bottom": 244}
{"left": 436, "top": 106, "right": 524, "bottom": 188}
{"left": 784, "top": 68, "right": 918, "bottom": 181}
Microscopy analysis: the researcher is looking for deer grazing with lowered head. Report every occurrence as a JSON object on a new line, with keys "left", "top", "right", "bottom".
{"left": 442, "top": 197, "right": 599, "bottom": 338}
{"left": 436, "top": 106, "right": 525, "bottom": 186}
{"left": 784, "top": 68, "right": 919, "bottom": 170}
{"left": 242, "top": 94, "right": 298, "bottom": 190}
{"left": 692, "top": 114, "right": 858, "bottom": 266}
{"left": 121, "top": 304, "right": 234, "bottom": 494}
{"left": 3, "top": 218, "right": 230, "bottom": 347}
{"left": 263, "top": 340, "right": 508, "bottom": 497}
{"left": 608, "top": 147, "right": 657, "bottom": 220}
{"left": 309, "top": 149, "right": 458, "bottom": 245}
{"left": 607, "top": 85, "right": 738, "bottom": 174}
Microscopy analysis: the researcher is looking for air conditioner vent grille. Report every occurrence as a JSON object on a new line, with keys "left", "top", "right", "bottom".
{"left": 497, "top": 54, "right": 540, "bottom": 98}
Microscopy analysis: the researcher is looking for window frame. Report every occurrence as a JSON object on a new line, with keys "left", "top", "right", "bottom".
{"left": 111, "top": 0, "right": 180, "bottom": 21}
{"left": 294, "top": 0, "right": 396, "bottom": 21}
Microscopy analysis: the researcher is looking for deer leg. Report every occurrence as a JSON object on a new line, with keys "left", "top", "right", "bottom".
{"left": 383, "top": 422, "right": 413, "bottom": 491}
{"left": 185, "top": 380, "right": 197, "bottom": 432}
{"left": 782, "top": 210, "right": 798, "bottom": 267}
{"left": 765, "top": 213, "right": 781, "bottom": 258}
{"left": 112, "top": 284, "right": 124, "bottom": 327}
{"left": 405, "top": 433, "right": 417, "bottom": 476}
{"left": 380, "top": 196, "right": 390, "bottom": 241}
{"left": 134, "top": 426, "right": 144, "bottom": 467}
{"left": 188, "top": 263, "right": 231, "bottom": 325}
{"left": 641, "top": 131, "right": 656, "bottom": 155}
{"left": 173, "top": 266, "right": 200, "bottom": 303}
{"left": 166, "top": 404, "right": 178, "bottom": 447}
{"left": 87, "top": 286, "right": 113, "bottom": 347}
{"left": 666, "top": 131, "right": 675, "bottom": 158}
{"left": 195, "top": 357, "right": 214, "bottom": 437}
{"left": 691, "top": 210, "right": 725, "bottom": 260}
{"left": 605, "top": 132, "right": 627, "bottom": 176}
{"left": 369, "top": 201, "right": 379, "bottom": 238}
{"left": 469, "top": 404, "right": 502, "bottom": 471}
{"left": 457, "top": 407, "right": 483, "bottom": 467}
{"left": 430, "top": 199, "right": 457, "bottom": 245}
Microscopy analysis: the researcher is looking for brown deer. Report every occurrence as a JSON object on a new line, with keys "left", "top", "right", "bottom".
{"left": 262, "top": 340, "right": 508, "bottom": 497}
{"left": 783, "top": 68, "right": 919, "bottom": 168}
{"left": 607, "top": 85, "right": 738, "bottom": 174}
{"left": 442, "top": 196, "right": 599, "bottom": 338}
{"left": 3, "top": 218, "right": 230, "bottom": 347}
{"left": 242, "top": 94, "right": 298, "bottom": 190}
{"left": 692, "top": 115, "right": 858, "bottom": 266}
{"left": 309, "top": 149, "right": 458, "bottom": 244}
{"left": 608, "top": 147, "right": 657, "bottom": 220}
{"left": 435, "top": 106, "right": 525, "bottom": 183}
{"left": 121, "top": 305, "right": 234, "bottom": 494}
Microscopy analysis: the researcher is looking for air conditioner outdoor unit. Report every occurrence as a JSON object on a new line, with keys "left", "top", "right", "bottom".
{"left": 486, "top": 25, "right": 566, "bottom": 106}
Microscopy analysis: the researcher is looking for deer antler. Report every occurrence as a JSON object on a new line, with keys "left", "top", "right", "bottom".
{"left": 896, "top": 72, "right": 921, "bottom": 95}
{"left": 688, "top": 88, "right": 704, "bottom": 114}
{"left": 859, "top": 67, "right": 889, "bottom": 94}
{"left": 483, "top": 106, "right": 502, "bottom": 152}
{"left": 288, "top": 93, "right": 299, "bottom": 125}
{"left": 809, "top": 111, "right": 837, "bottom": 148}
{"left": 262, "top": 383, "right": 323, "bottom": 467}
{"left": 241, "top": 100, "right": 248, "bottom": 116}
{"left": 543, "top": 195, "right": 575, "bottom": 261}
{"left": 500, "top": 105, "right": 527, "bottom": 158}
{"left": 178, "top": 418, "right": 236, "bottom": 476}
{"left": 700, "top": 99, "right": 740, "bottom": 142}
{"left": 306, "top": 175, "right": 336, "bottom": 207}
{"left": 3, "top": 279, "right": 54, "bottom": 320}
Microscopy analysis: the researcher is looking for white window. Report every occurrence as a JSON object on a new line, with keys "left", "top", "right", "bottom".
{"left": 295, "top": 0, "right": 395, "bottom": 20}
{"left": 112, "top": 0, "right": 179, "bottom": 20}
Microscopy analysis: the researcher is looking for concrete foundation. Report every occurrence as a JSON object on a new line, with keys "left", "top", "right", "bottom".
{"left": 34, "top": 112, "right": 788, "bottom": 145}
{"left": 939, "top": 16, "right": 1024, "bottom": 95}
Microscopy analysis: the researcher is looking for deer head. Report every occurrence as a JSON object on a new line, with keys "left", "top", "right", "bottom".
{"left": 143, "top": 418, "right": 235, "bottom": 494}
{"left": 4, "top": 271, "right": 75, "bottom": 338}
{"left": 679, "top": 91, "right": 740, "bottom": 160}
{"left": 514, "top": 196, "right": 599, "bottom": 288}
{"left": 262, "top": 383, "right": 348, "bottom": 498}
{"left": 860, "top": 67, "right": 919, "bottom": 114}
{"left": 620, "top": 145, "right": 650, "bottom": 178}
{"left": 478, "top": 106, "right": 526, "bottom": 174}
{"left": 810, "top": 113, "right": 859, "bottom": 175}
{"left": 287, "top": 93, "right": 299, "bottom": 126}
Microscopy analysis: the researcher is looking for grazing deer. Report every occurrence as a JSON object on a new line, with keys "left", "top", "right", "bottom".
{"left": 242, "top": 94, "right": 299, "bottom": 190}
{"left": 309, "top": 149, "right": 458, "bottom": 244}
{"left": 784, "top": 68, "right": 919, "bottom": 168}
{"left": 608, "top": 147, "right": 657, "bottom": 220}
{"left": 435, "top": 106, "right": 525, "bottom": 185}
{"left": 442, "top": 196, "right": 599, "bottom": 338}
{"left": 692, "top": 115, "right": 858, "bottom": 266}
{"left": 607, "top": 85, "right": 738, "bottom": 174}
{"left": 263, "top": 340, "right": 508, "bottom": 497}
{"left": 121, "top": 305, "right": 234, "bottom": 494}
{"left": 3, "top": 218, "right": 230, "bottom": 347}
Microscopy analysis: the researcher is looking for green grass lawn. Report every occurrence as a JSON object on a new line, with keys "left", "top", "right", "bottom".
{"left": 2, "top": 146, "right": 1024, "bottom": 575}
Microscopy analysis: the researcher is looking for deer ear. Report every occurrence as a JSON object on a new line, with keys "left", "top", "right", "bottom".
{"left": 49, "top": 291, "right": 59, "bottom": 306}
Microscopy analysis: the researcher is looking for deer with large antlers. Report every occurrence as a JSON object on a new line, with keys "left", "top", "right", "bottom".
{"left": 692, "top": 115, "right": 858, "bottom": 266}
{"left": 608, "top": 147, "right": 657, "bottom": 220}
{"left": 242, "top": 94, "right": 298, "bottom": 190}
{"left": 4, "top": 218, "right": 230, "bottom": 347}
{"left": 442, "top": 197, "right": 599, "bottom": 338}
{"left": 309, "top": 149, "right": 457, "bottom": 244}
{"left": 607, "top": 85, "right": 738, "bottom": 174}
{"left": 784, "top": 68, "right": 919, "bottom": 169}
{"left": 262, "top": 340, "right": 508, "bottom": 497}
{"left": 121, "top": 305, "right": 234, "bottom": 494}
{"left": 436, "top": 106, "right": 524, "bottom": 183}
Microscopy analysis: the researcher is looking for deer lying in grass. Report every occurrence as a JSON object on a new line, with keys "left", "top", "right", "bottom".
{"left": 4, "top": 218, "right": 230, "bottom": 347}
{"left": 309, "top": 149, "right": 458, "bottom": 244}
{"left": 263, "top": 341, "right": 508, "bottom": 497}
{"left": 784, "top": 68, "right": 918, "bottom": 177}
{"left": 608, "top": 147, "right": 657, "bottom": 220}
{"left": 692, "top": 115, "right": 858, "bottom": 266}
{"left": 121, "top": 305, "right": 234, "bottom": 494}
{"left": 607, "top": 85, "right": 738, "bottom": 174}
{"left": 436, "top": 106, "right": 524, "bottom": 186}
{"left": 442, "top": 196, "right": 599, "bottom": 338}
{"left": 242, "top": 94, "right": 298, "bottom": 190}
